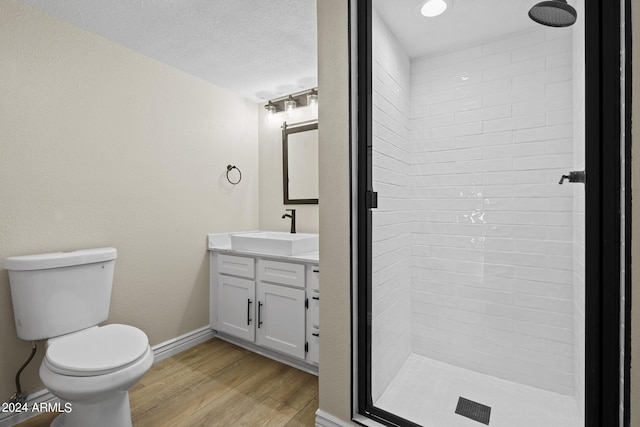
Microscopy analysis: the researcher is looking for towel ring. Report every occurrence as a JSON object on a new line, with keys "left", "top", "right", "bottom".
{"left": 226, "top": 165, "right": 242, "bottom": 185}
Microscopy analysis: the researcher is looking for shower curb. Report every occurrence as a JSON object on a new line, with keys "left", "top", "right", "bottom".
{"left": 316, "top": 409, "right": 358, "bottom": 427}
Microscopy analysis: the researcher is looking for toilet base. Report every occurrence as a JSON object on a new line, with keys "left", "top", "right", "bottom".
{"left": 48, "top": 392, "right": 132, "bottom": 427}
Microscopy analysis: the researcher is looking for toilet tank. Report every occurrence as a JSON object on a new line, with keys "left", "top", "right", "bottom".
{"left": 3, "top": 248, "right": 117, "bottom": 341}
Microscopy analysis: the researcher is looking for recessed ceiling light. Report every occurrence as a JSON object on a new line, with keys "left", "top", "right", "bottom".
{"left": 421, "top": 0, "right": 448, "bottom": 17}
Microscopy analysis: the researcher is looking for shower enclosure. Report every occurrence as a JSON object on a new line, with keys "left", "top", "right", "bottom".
{"left": 354, "top": 0, "right": 626, "bottom": 426}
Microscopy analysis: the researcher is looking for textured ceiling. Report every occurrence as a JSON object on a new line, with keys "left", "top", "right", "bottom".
{"left": 16, "top": 0, "right": 559, "bottom": 102}
{"left": 17, "top": 0, "right": 317, "bottom": 103}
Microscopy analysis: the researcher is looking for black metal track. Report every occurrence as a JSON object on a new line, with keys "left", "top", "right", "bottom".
{"left": 584, "top": 0, "right": 623, "bottom": 425}
{"left": 623, "top": 2, "right": 632, "bottom": 426}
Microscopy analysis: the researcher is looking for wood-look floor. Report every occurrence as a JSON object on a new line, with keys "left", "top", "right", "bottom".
{"left": 15, "top": 338, "right": 318, "bottom": 427}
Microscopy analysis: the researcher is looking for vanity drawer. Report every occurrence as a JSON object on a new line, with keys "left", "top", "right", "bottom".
{"left": 307, "top": 289, "right": 319, "bottom": 328}
{"left": 217, "top": 254, "right": 255, "bottom": 279}
{"left": 257, "top": 259, "right": 305, "bottom": 288}
{"left": 308, "top": 265, "right": 319, "bottom": 291}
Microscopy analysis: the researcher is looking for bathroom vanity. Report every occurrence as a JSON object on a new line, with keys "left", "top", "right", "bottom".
{"left": 208, "top": 232, "right": 319, "bottom": 374}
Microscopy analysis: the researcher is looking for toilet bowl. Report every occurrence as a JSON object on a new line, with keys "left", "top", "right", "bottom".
{"left": 2, "top": 248, "right": 153, "bottom": 427}
{"left": 39, "top": 324, "right": 153, "bottom": 427}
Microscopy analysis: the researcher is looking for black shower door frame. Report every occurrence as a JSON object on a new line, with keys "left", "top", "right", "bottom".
{"left": 353, "top": 0, "right": 631, "bottom": 426}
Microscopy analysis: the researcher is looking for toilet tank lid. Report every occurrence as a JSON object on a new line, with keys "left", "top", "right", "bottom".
{"left": 2, "top": 247, "right": 117, "bottom": 271}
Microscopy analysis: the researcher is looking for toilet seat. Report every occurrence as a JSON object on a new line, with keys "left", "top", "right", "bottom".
{"left": 45, "top": 324, "right": 149, "bottom": 377}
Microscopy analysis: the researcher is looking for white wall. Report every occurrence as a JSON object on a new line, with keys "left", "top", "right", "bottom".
{"left": 0, "top": 0, "right": 259, "bottom": 401}
{"left": 370, "top": 11, "right": 413, "bottom": 402}
{"left": 369, "top": 23, "right": 578, "bottom": 395}
{"left": 317, "top": 0, "right": 354, "bottom": 422}
{"left": 408, "top": 26, "right": 576, "bottom": 394}
{"left": 258, "top": 105, "right": 319, "bottom": 233}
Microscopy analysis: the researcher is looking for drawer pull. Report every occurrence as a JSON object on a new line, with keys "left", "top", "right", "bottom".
{"left": 312, "top": 332, "right": 319, "bottom": 337}
{"left": 312, "top": 296, "right": 320, "bottom": 300}
{"left": 258, "top": 301, "right": 263, "bottom": 328}
{"left": 247, "top": 299, "right": 252, "bottom": 325}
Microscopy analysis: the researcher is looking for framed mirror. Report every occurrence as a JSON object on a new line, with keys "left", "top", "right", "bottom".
{"left": 282, "top": 121, "right": 319, "bottom": 204}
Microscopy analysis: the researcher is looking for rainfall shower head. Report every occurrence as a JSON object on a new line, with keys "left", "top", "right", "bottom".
{"left": 528, "top": 0, "right": 577, "bottom": 27}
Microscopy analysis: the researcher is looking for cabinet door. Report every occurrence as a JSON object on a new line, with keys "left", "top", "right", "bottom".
{"left": 307, "top": 265, "right": 320, "bottom": 291}
{"left": 256, "top": 283, "right": 306, "bottom": 359}
{"left": 218, "top": 276, "right": 255, "bottom": 342}
{"left": 306, "top": 289, "right": 320, "bottom": 365}
{"left": 307, "top": 326, "right": 319, "bottom": 365}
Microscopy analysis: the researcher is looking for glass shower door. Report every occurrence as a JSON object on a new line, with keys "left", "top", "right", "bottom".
{"left": 354, "top": 0, "right": 620, "bottom": 425}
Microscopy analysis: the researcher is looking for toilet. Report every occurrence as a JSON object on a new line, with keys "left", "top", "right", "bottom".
{"left": 3, "top": 248, "right": 153, "bottom": 427}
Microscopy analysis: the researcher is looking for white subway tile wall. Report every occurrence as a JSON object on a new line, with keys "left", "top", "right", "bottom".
{"left": 409, "top": 27, "right": 576, "bottom": 395}
{"left": 372, "top": 10, "right": 585, "bottom": 404}
{"left": 371, "top": 12, "right": 413, "bottom": 402}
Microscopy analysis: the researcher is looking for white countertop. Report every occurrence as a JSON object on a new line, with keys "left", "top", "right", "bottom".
{"left": 207, "top": 232, "right": 319, "bottom": 264}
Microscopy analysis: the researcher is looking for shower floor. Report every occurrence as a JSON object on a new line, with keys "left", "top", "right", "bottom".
{"left": 375, "top": 353, "right": 581, "bottom": 427}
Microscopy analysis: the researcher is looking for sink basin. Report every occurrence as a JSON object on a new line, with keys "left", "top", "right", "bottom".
{"left": 230, "top": 231, "right": 319, "bottom": 255}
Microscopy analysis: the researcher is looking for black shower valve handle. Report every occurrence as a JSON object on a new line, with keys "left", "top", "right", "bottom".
{"left": 559, "top": 170, "right": 586, "bottom": 184}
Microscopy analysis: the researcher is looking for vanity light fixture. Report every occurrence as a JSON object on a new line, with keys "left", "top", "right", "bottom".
{"left": 264, "top": 88, "right": 319, "bottom": 123}
{"left": 421, "top": 0, "right": 449, "bottom": 17}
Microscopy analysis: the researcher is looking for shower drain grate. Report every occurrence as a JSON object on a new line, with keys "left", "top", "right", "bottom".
{"left": 455, "top": 397, "right": 491, "bottom": 425}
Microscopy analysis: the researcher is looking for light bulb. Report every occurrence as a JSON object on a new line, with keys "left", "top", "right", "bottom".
{"left": 421, "top": 0, "right": 447, "bottom": 17}
{"left": 284, "top": 95, "right": 297, "bottom": 120}
{"left": 264, "top": 101, "right": 277, "bottom": 124}
{"left": 307, "top": 89, "right": 318, "bottom": 116}
{"left": 284, "top": 95, "right": 297, "bottom": 113}
{"left": 307, "top": 90, "right": 318, "bottom": 108}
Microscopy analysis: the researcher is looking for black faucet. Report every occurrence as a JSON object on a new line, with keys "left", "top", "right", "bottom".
{"left": 282, "top": 209, "right": 296, "bottom": 234}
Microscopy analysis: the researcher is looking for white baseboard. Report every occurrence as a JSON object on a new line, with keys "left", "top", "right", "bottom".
{"left": 151, "top": 326, "right": 215, "bottom": 363}
{"left": 0, "top": 327, "right": 216, "bottom": 427}
{"left": 215, "top": 332, "right": 319, "bottom": 376}
{"left": 315, "top": 409, "right": 355, "bottom": 427}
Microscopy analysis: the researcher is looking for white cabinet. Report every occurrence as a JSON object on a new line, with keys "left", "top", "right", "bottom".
{"left": 306, "top": 265, "right": 320, "bottom": 365}
{"left": 212, "top": 251, "right": 319, "bottom": 368}
{"left": 256, "top": 283, "right": 306, "bottom": 359}
{"left": 218, "top": 275, "right": 255, "bottom": 341}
